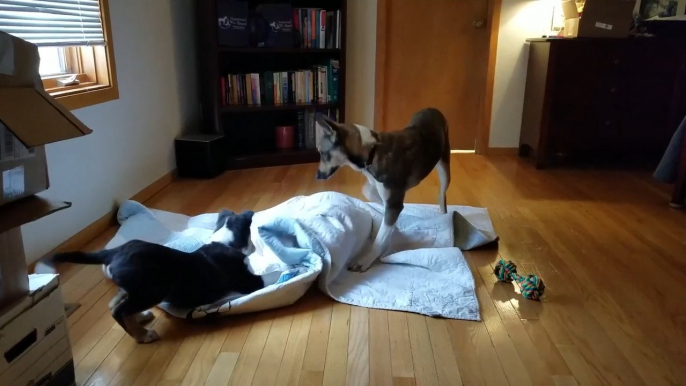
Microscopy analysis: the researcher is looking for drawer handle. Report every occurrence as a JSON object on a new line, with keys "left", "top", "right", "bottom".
{"left": 610, "top": 87, "right": 618, "bottom": 93}
{"left": 605, "top": 120, "right": 612, "bottom": 126}
{"left": 613, "top": 59, "right": 620, "bottom": 65}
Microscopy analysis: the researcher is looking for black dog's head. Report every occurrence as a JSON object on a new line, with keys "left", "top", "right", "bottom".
{"left": 209, "top": 209, "right": 255, "bottom": 255}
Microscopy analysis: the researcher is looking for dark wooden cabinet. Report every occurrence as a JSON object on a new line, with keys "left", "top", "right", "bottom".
{"left": 519, "top": 38, "right": 686, "bottom": 168}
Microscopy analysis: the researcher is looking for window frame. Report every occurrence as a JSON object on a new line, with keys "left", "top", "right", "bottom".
{"left": 39, "top": 0, "right": 119, "bottom": 111}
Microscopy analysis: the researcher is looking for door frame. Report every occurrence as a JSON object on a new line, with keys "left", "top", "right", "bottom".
{"left": 373, "top": 0, "right": 503, "bottom": 154}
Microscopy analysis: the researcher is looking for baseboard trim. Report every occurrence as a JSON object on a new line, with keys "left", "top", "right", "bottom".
{"left": 28, "top": 170, "right": 176, "bottom": 271}
{"left": 487, "top": 147, "right": 519, "bottom": 156}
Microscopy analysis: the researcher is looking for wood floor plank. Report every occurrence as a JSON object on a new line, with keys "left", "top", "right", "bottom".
{"left": 204, "top": 352, "right": 239, "bottom": 386}
{"left": 425, "top": 318, "right": 461, "bottom": 386}
{"left": 227, "top": 311, "right": 275, "bottom": 386}
{"left": 388, "top": 312, "right": 414, "bottom": 379}
{"left": 67, "top": 278, "right": 113, "bottom": 327}
{"left": 469, "top": 258, "right": 532, "bottom": 386}
{"left": 301, "top": 295, "right": 333, "bottom": 377}
{"left": 110, "top": 314, "right": 174, "bottom": 386}
{"left": 476, "top": 263, "right": 554, "bottom": 386}
{"left": 180, "top": 326, "right": 231, "bottom": 386}
{"left": 369, "top": 310, "right": 393, "bottom": 386}
{"left": 274, "top": 298, "right": 316, "bottom": 386}
{"left": 252, "top": 307, "right": 296, "bottom": 386}
{"left": 130, "top": 318, "right": 185, "bottom": 386}
{"left": 346, "top": 306, "right": 370, "bottom": 386}
{"left": 156, "top": 328, "right": 208, "bottom": 385}
{"left": 221, "top": 314, "right": 255, "bottom": 353}
{"left": 75, "top": 326, "right": 126, "bottom": 385}
{"left": 322, "top": 302, "right": 351, "bottom": 386}
{"left": 406, "top": 314, "right": 439, "bottom": 386}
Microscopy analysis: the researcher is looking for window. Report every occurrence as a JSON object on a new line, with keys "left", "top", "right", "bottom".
{"left": 0, "top": 0, "right": 118, "bottom": 110}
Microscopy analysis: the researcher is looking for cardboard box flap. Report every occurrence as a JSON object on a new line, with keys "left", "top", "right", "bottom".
{"left": 0, "top": 88, "right": 92, "bottom": 147}
{"left": 0, "top": 196, "right": 71, "bottom": 235}
{"left": 0, "top": 32, "right": 92, "bottom": 148}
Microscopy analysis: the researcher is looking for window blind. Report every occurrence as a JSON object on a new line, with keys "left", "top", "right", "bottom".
{"left": 0, "top": 0, "right": 105, "bottom": 47}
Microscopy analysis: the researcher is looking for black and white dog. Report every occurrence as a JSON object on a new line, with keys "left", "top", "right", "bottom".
{"left": 37, "top": 210, "right": 262, "bottom": 343}
{"left": 315, "top": 108, "right": 451, "bottom": 272}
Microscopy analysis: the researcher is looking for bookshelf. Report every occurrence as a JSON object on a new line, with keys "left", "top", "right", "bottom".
{"left": 196, "top": 0, "right": 347, "bottom": 170}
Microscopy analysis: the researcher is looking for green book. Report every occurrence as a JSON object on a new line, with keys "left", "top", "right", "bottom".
{"left": 328, "top": 59, "right": 339, "bottom": 103}
{"left": 264, "top": 71, "right": 274, "bottom": 105}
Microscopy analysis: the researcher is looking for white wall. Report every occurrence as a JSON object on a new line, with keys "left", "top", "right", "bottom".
{"left": 489, "top": 0, "right": 554, "bottom": 148}
{"left": 21, "top": 0, "right": 199, "bottom": 263}
{"left": 345, "top": 0, "right": 378, "bottom": 129}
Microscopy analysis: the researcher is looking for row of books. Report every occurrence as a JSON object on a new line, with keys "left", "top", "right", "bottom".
{"left": 297, "top": 109, "right": 340, "bottom": 150}
{"left": 220, "top": 59, "right": 339, "bottom": 106}
{"left": 293, "top": 8, "right": 342, "bottom": 49}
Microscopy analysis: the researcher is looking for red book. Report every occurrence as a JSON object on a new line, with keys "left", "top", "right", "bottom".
{"left": 293, "top": 10, "right": 300, "bottom": 46}
{"left": 310, "top": 9, "right": 316, "bottom": 48}
{"left": 319, "top": 10, "right": 326, "bottom": 49}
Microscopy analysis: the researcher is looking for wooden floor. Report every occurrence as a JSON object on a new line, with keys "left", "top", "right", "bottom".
{"left": 59, "top": 155, "right": 686, "bottom": 386}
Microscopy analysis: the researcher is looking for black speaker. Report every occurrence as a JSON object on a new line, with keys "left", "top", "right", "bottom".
{"left": 175, "top": 134, "right": 226, "bottom": 178}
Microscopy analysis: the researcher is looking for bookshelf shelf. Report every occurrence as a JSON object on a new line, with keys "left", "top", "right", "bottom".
{"left": 218, "top": 47, "right": 341, "bottom": 54}
{"left": 227, "top": 148, "right": 319, "bottom": 169}
{"left": 222, "top": 103, "right": 338, "bottom": 113}
{"left": 196, "top": 0, "right": 347, "bottom": 171}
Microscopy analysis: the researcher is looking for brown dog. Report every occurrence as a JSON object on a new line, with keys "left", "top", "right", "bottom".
{"left": 315, "top": 108, "right": 451, "bottom": 272}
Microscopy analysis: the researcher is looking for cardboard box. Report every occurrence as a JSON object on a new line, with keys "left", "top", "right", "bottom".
{"left": 0, "top": 275, "right": 75, "bottom": 386}
{"left": 577, "top": 0, "right": 637, "bottom": 38}
{"left": 0, "top": 197, "right": 71, "bottom": 309}
{"left": 0, "top": 31, "right": 92, "bottom": 207}
{"left": 0, "top": 227, "right": 27, "bottom": 311}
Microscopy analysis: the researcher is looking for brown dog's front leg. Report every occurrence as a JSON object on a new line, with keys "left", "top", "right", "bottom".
{"left": 349, "top": 190, "right": 405, "bottom": 272}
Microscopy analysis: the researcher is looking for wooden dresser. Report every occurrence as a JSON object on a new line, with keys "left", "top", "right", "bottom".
{"left": 519, "top": 38, "right": 686, "bottom": 168}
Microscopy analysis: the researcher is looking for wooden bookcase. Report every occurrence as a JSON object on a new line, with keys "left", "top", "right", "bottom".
{"left": 196, "top": 0, "right": 347, "bottom": 170}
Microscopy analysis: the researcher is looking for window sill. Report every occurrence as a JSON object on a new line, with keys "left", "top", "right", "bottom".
{"left": 50, "top": 85, "right": 119, "bottom": 111}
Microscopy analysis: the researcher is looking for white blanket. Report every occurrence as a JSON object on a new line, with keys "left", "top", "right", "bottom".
{"left": 105, "top": 192, "right": 498, "bottom": 321}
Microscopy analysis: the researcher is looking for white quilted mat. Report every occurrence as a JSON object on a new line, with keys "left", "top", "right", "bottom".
{"left": 105, "top": 192, "right": 498, "bottom": 320}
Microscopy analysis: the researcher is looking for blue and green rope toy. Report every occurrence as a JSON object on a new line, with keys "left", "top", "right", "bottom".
{"left": 494, "top": 259, "right": 545, "bottom": 300}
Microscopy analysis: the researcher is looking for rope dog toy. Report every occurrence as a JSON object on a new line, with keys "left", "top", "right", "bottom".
{"left": 494, "top": 259, "right": 545, "bottom": 300}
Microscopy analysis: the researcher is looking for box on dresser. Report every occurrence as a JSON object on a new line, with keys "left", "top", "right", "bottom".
{"left": 519, "top": 37, "right": 686, "bottom": 168}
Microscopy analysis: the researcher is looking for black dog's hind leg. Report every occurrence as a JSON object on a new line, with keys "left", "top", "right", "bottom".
{"left": 110, "top": 292, "right": 164, "bottom": 343}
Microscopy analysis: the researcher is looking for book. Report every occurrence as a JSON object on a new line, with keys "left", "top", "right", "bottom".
{"left": 220, "top": 77, "right": 226, "bottom": 106}
{"left": 307, "top": 111, "right": 316, "bottom": 149}
{"left": 325, "top": 11, "right": 334, "bottom": 49}
{"left": 328, "top": 59, "right": 339, "bottom": 103}
{"left": 216, "top": 0, "right": 249, "bottom": 47}
{"left": 256, "top": 4, "right": 294, "bottom": 48}
{"left": 319, "top": 10, "right": 326, "bottom": 49}
{"left": 237, "top": 74, "right": 243, "bottom": 105}
{"left": 264, "top": 71, "right": 273, "bottom": 105}
{"left": 312, "top": 9, "right": 317, "bottom": 48}
{"left": 297, "top": 111, "right": 306, "bottom": 148}
{"left": 293, "top": 10, "right": 300, "bottom": 47}
{"left": 274, "top": 72, "right": 280, "bottom": 104}
{"left": 318, "top": 66, "right": 326, "bottom": 104}
{"left": 303, "top": 11, "right": 309, "bottom": 48}
{"left": 289, "top": 71, "right": 296, "bottom": 104}
{"left": 250, "top": 73, "right": 260, "bottom": 105}
{"left": 315, "top": 9, "right": 320, "bottom": 48}
{"left": 336, "top": 11, "right": 341, "bottom": 48}
{"left": 281, "top": 72, "right": 289, "bottom": 104}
